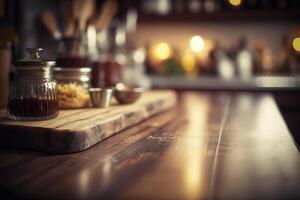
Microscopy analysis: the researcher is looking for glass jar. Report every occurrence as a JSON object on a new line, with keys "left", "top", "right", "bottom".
{"left": 53, "top": 67, "right": 91, "bottom": 109}
{"left": 53, "top": 67, "right": 91, "bottom": 88}
{"left": 7, "top": 48, "right": 59, "bottom": 120}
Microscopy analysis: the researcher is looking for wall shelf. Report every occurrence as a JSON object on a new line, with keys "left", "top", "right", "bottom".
{"left": 138, "top": 10, "right": 300, "bottom": 23}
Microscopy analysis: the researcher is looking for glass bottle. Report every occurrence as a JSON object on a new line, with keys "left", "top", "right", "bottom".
{"left": 91, "top": 29, "right": 109, "bottom": 88}
{"left": 56, "top": 37, "right": 89, "bottom": 68}
{"left": 94, "top": 21, "right": 124, "bottom": 88}
{"left": 7, "top": 48, "right": 59, "bottom": 120}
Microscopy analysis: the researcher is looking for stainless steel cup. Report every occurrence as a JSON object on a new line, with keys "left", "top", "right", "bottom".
{"left": 89, "top": 88, "right": 113, "bottom": 108}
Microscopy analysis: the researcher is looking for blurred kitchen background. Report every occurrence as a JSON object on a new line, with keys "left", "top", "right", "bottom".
{"left": 0, "top": 0, "right": 300, "bottom": 141}
{"left": 2, "top": 0, "right": 300, "bottom": 88}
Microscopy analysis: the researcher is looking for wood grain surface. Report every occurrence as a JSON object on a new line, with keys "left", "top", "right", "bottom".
{"left": 0, "top": 92, "right": 299, "bottom": 200}
{"left": 0, "top": 90, "right": 176, "bottom": 153}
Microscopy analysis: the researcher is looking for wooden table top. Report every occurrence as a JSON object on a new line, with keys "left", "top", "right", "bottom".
{"left": 0, "top": 92, "right": 299, "bottom": 200}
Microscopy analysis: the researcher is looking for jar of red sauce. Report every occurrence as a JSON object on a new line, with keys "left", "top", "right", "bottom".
{"left": 7, "top": 48, "right": 59, "bottom": 120}
{"left": 91, "top": 57, "right": 122, "bottom": 88}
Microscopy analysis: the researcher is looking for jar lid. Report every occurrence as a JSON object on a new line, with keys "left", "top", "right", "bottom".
{"left": 14, "top": 48, "right": 55, "bottom": 67}
{"left": 53, "top": 67, "right": 91, "bottom": 73}
{"left": 53, "top": 67, "right": 91, "bottom": 83}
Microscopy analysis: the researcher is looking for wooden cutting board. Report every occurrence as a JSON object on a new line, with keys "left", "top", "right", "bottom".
{"left": 0, "top": 90, "right": 177, "bottom": 153}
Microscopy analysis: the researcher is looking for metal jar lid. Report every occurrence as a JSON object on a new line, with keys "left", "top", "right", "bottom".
{"left": 53, "top": 67, "right": 91, "bottom": 83}
{"left": 14, "top": 48, "right": 55, "bottom": 68}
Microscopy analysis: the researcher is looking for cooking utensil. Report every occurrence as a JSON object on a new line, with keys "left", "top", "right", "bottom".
{"left": 89, "top": 88, "right": 113, "bottom": 108}
{"left": 41, "top": 10, "right": 62, "bottom": 40}
{"left": 60, "top": 0, "right": 75, "bottom": 37}
{"left": 95, "top": 0, "right": 118, "bottom": 31}
{"left": 74, "top": 0, "right": 95, "bottom": 34}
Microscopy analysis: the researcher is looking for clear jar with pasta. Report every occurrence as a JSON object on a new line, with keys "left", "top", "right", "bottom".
{"left": 53, "top": 67, "right": 92, "bottom": 109}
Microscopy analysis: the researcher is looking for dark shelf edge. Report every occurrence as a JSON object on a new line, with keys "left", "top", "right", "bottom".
{"left": 138, "top": 10, "right": 300, "bottom": 23}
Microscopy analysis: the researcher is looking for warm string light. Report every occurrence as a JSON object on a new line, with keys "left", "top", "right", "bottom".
{"left": 155, "top": 42, "right": 171, "bottom": 60}
{"left": 292, "top": 37, "right": 300, "bottom": 52}
{"left": 228, "top": 0, "right": 242, "bottom": 6}
{"left": 181, "top": 53, "right": 196, "bottom": 73}
{"left": 190, "top": 35, "right": 205, "bottom": 53}
{"left": 149, "top": 35, "right": 210, "bottom": 75}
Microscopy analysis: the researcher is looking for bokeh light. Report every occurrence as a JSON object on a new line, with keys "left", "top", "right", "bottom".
{"left": 155, "top": 42, "right": 171, "bottom": 60}
{"left": 190, "top": 35, "right": 205, "bottom": 53}
{"left": 181, "top": 54, "right": 196, "bottom": 72}
{"left": 292, "top": 37, "right": 300, "bottom": 52}
{"left": 228, "top": 0, "right": 242, "bottom": 6}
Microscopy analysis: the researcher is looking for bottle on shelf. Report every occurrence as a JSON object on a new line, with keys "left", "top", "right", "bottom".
{"left": 275, "top": 35, "right": 292, "bottom": 74}
{"left": 235, "top": 37, "right": 253, "bottom": 79}
{"left": 253, "top": 41, "right": 273, "bottom": 75}
{"left": 215, "top": 45, "right": 235, "bottom": 80}
{"left": 203, "top": 0, "right": 217, "bottom": 13}
{"left": 187, "top": 0, "right": 202, "bottom": 13}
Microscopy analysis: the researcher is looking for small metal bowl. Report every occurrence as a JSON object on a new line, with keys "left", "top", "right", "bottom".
{"left": 89, "top": 88, "right": 113, "bottom": 108}
{"left": 114, "top": 84, "right": 143, "bottom": 104}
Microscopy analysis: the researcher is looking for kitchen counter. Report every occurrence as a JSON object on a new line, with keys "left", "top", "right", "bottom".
{"left": 0, "top": 92, "right": 299, "bottom": 199}
{"left": 150, "top": 75, "right": 300, "bottom": 91}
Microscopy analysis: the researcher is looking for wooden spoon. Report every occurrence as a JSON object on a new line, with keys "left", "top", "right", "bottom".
{"left": 95, "top": 0, "right": 118, "bottom": 31}
{"left": 73, "top": 0, "right": 95, "bottom": 34}
{"left": 41, "top": 10, "right": 62, "bottom": 40}
{"left": 60, "top": 0, "right": 75, "bottom": 37}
